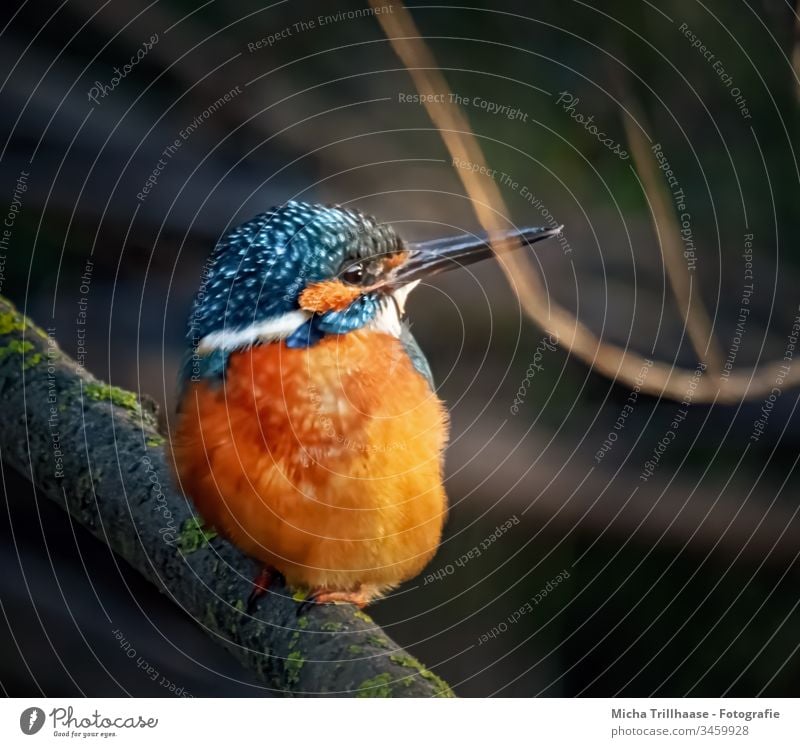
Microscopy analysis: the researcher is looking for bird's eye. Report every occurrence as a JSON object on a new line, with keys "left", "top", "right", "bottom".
{"left": 341, "top": 262, "right": 365, "bottom": 285}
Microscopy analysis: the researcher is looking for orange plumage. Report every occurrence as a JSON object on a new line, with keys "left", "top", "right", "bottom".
{"left": 298, "top": 280, "right": 364, "bottom": 313}
{"left": 171, "top": 329, "right": 449, "bottom": 602}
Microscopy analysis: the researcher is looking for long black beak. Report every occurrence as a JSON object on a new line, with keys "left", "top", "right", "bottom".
{"left": 389, "top": 225, "right": 563, "bottom": 286}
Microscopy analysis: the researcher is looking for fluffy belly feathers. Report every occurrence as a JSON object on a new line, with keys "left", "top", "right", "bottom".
{"left": 171, "top": 329, "right": 448, "bottom": 595}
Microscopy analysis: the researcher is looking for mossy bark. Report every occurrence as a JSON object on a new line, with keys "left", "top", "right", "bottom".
{"left": 0, "top": 296, "right": 454, "bottom": 698}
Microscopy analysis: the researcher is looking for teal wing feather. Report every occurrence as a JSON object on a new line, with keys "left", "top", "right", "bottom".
{"left": 399, "top": 323, "right": 435, "bottom": 390}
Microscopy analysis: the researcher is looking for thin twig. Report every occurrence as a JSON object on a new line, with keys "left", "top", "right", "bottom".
{"left": 621, "top": 94, "right": 725, "bottom": 376}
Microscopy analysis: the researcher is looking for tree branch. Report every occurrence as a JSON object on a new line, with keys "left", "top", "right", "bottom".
{"left": 0, "top": 295, "right": 453, "bottom": 697}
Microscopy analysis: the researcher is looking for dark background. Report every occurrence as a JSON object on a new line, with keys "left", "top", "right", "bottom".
{"left": 1, "top": 0, "right": 799, "bottom": 696}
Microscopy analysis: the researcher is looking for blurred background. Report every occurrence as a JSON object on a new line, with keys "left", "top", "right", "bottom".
{"left": 1, "top": 0, "right": 799, "bottom": 696}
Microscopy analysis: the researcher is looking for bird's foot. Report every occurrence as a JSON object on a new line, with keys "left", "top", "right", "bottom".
{"left": 246, "top": 566, "right": 281, "bottom": 613}
{"left": 296, "top": 586, "right": 372, "bottom": 616}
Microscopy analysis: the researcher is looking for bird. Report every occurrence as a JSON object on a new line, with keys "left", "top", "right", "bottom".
{"left": 170, "top": 201, "right": 560, "bottom": 608}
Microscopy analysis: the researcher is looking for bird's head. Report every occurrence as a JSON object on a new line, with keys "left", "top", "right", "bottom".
{"left": 188, "top": 200, "right": 560, "bottom": 355}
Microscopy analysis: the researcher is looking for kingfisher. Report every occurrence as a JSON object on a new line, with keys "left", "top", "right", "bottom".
{"left": 171, "top": 201, "right": 560, "bottom": 608}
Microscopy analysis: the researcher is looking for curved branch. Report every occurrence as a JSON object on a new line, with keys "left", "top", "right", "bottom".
{"left": 372, "top": 0, "right": 800, "bottom": 405}
{"left": 0, "top": 295, "right": 453, "bottom": 697}
{"left": 621, "top": 93, "right": 724, "bottom": 375}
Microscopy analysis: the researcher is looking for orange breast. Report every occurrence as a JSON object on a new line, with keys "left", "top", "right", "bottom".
{"left": 171, "top": 329, "right": 449, "bottom": 595}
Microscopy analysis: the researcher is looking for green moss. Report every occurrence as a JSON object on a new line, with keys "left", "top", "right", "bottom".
{"left": 285, "top": 651, "right": 305, "bottom": 687}
{"left": 355, "top": 672, "right": 394, "bottom": 698}
{"left": 0, "top": 339, "right": 42, "bottom": 368}
{"left": 233, "top": 599, "right": 245, "bottom": 612}
{"left": 146, "top": 436, "right": 165, "bottom": 447}
{"left": 297, "top": 616, "right": 309, "bottom": 629}
{"left": 367, "top": 635, "right": 391, "bottom": 649}
{"left": 353, "top": 609, "right": 373, "bottom": 624}
{"left": 320, "top": 621, "right": 344, "bottom": 632}
{"left": 347, "top": 644, "right": 363, "bottom": 656}
{"left": 389, "top": 654, "right": 455, "bottom": 697}
{"left": 0, "top": 309, "right": 26, "bottom": 335}
{"left": 1, "top": 340, "right": 32, "bottom": 355}
{"left": 84, "top": 382, "right": 139, "bottom": 411}
{"left": 202, "top": 604, "right": 218, "bottom": 629}
{"left": 176, "top": 516, "right": 217, "bottom": 553}
{"left": 291, "top": 588, "right": 308, "bottom": 603}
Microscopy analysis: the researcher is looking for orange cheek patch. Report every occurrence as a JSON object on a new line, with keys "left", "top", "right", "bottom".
{"left": 299, "top": 280, "right": 363, "bottom": 312}
{"left": 383, "top": 250, "right": 408, "bottom": 269}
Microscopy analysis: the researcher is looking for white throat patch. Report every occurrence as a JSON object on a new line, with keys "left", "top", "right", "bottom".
{"left": 366, "top": 283, "right": 419, "bottom": 338}
{"left": 197, "top": 309, "right": 311, "bottom": 352}
{"left": 197, "top": 284, "right": 419, "bottom": 351}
